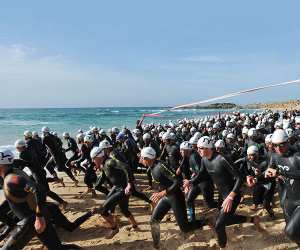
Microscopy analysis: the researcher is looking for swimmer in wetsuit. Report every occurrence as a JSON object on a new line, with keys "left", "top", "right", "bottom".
{"left": 0, "top": 148, "right": 80, "bottom": 250}
{"left": 100, "top": 139, "right": 154, "bottom": 208}
{"left": 265, "top": 129, "right": 300, "bottom": 245}
{"left": 63, "top": 132, "right": 80, "bottom": 170}
{"left": 237, "top": 145, "right": 275, "bottom": 218}
{"left": 140, "top": 147, "right": 204, "bottom": 250}
{"left": 90, "top": 146, "right": 138, "bottom": 239}
{"left": 180, "top": 141, "right": 217, "bottom": 222}
{"left": 15, "top": 139, "right": 67, "bottom": 208}
{"left": 42, "top": 126, "right": 78, "bottom": 186}
{"left": 193, "top": 136, "right": 261, "bottom": 250}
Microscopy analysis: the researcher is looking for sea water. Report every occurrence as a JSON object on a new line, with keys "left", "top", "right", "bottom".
{"left": 0, "top": 106, "right": 259, "bottom": 198}
{"left": 0, "top": 107, "right": 257, "bottom": 147}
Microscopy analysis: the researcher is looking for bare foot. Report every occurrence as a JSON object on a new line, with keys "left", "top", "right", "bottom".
{"left": 55, "top": 178, "right": 65, "bottom": 187}
{"left": 266, "top": 208, "right": 276, "bottom": 219}
{"left": 105, "top": 227, "right": 119, "bottom": 239}
{"left": 60, "top": 178, "right": 65, "bottom": 187}
{"left": 126, "top": 225, "right": 139, "bottom": 231}
{"left": 204, "top": 208, "right": 219, "bottom": 228}
{"left": 250, "top": 204, "right": 258, "bottom": 211}
{"left": 60, "top": 201, "right": 68, "bottom": 210}
{"left": 91, "top": 190, "right": 97, "bottom": 198}
{"left": 165, "top": 214, "right": 172, "bottom": 222}
{"left": 78, "top": 192, "right": 88, "bottom": 199}
{"left": 252, "top": 215, "right": 265, "bottom": 232}
{"left": 113, "top": 215, "right": 121, "bottom": 224}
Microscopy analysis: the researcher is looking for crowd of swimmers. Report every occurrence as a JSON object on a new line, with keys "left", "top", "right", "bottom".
{"left": 0, "top": 108, "right": 300, "bottom": 249}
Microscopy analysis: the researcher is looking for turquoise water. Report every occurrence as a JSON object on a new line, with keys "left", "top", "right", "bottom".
{"left": 0, "top": 107, "right": 255, "bottom": 146}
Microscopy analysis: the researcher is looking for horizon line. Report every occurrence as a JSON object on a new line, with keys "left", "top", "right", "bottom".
{"left": 0, "top": 106, "right": 172, "bottom": 110}
{"left": 0, "top": 99, "right": 298, "bottom": 110}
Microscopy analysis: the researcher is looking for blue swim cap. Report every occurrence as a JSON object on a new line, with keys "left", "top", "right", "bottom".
{"left": 116, "top": 132, "right": 126, "bottom": 141}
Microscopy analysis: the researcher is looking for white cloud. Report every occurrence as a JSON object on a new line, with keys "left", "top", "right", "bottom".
{"left": 0, "top": 44, "right": 170, "bottom": 107}
{"left": 0, "top": 44, "right": 34, "bottom": 61}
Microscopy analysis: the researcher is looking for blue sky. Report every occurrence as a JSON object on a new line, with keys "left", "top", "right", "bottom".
{"left": 0, "top": 1, "right": 300, "bottom": 108}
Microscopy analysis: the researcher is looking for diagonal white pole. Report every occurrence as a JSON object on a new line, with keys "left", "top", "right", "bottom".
{"left": 146, "top": 79, "right": 300, "bottom": 116}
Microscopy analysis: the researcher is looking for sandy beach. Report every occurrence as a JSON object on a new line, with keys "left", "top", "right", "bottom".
{"left": 1, "top": 171, "right": 296, "bottom": 250}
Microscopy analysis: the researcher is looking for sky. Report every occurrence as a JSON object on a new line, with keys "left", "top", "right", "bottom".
{"left": 0, "top": 1, "right": 300, "bottom": 108}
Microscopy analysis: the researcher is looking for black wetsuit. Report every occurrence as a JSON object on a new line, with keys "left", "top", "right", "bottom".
{"left": 178, "top": 155, "right": 191, "bottom": 179}
{"left": 75, "top": 144, "right": 98, "bottom": 189}
{"left": 93, "top": 150, "right": 127, "bottom": 195}
{"left": 218, "top": 148, "right": 235, "bottom": 164}
{"left": 142, "top": 141, "right": 160, "bottom": 187}
{"left": 73, "top": 145, "right": 111, "bottom": 194}
{"left": 225, "top": 141, "right": 241, "bottom": 163}
{"left": 109, "top": 152, "right": 151, "bottom": 204}
{"left": 295, "top": 128, "right": 300, "bottom": 140}
{"left": 150, "top": 160, "right": 203, "bottom": 248}
{"left": 73, "top": 143, "right": 91, "bottom": 172}
{"left": 26, "top": 138, "right": 47, "bottom": 166}
{"left": 290, "top": 141, "right": 300, "bottom": 153}
{"left": 43, "top": 134, "right": 77, "bottom": 182}
{"left": 0, "top": 199, "right": 18, "bottom": 241}
{"left": 45, "top": 202, "right": 92, "bottom": 232}
{"left": 2, "top": 168, "right": 77, "bottom": 250}
{"left": 121, "top": 138, "right": 140, "bottom": 172}
{"left": 99, "top": 157, "right": 132, "bottom": 218}
{"left": 186, "top": 150, "right": 216, "bottom": 221}
{"left": 160, "top": 143, "right": 181, "bottom": 171}
{"left": 0, "top": 198, "right": 92, "bottom": 234}
{"left": 125, "top": 138, "right": 140, "bottom": 172}
{"left": 266, "top": 150, "right": 274, "bottom": 164}
{"left": 18, "top": 149, "right": 45, "bottom": 187}
{"left": 18, "top": 148, "right": 65, "bottom": 205}
{"left": 270, "top": 151, "right": 300, "bottom": 244}
{"left": 237, "top": 157, "right": 275, "bottom": 215}
{"left": 196, "top": 152, "right": 248, "bottom": 248}
{"left": 84, "top": 164, "right": 97, "bottom": 190}
{"left": 65, "top": 137, "right": 80, "bottom": 167}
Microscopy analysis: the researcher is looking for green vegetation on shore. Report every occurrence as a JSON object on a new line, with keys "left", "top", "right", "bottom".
{"left": 185, "top": 103, "right": 240, "bottom": 109}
